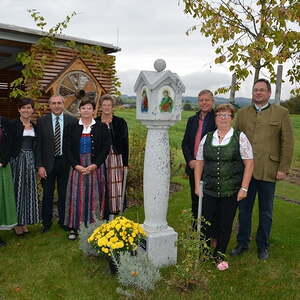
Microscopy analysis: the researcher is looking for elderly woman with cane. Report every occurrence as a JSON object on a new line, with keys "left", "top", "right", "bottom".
{"left": 194, "top": 103, "right": 254, "bottom": 270}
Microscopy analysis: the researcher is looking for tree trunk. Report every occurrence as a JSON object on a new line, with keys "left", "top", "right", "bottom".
{"left": 254, "top": 66, "right": 260, "bottom": 83}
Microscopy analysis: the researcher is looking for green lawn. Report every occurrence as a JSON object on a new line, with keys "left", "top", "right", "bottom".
{"left": 0, "top": 109, "right": 299, "bottom": 299}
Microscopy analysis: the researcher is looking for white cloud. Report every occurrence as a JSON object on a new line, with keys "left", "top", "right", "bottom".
{"left": 0, "top": 0, "right": 295, "bottom": 100}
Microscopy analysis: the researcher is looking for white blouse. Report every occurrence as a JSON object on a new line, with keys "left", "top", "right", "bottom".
{"left": 79, "top": 119, "right": 96, "bottom": 134}
{"left": 196, "top": 128, "right": 253, "bottom": 160}
{"left": 23, "top": 128, "right": 35, "bottom": 136}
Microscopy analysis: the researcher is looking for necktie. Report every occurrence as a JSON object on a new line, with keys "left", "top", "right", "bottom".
{"left": 54, "top": 116, "right": 61, "bottom": 156}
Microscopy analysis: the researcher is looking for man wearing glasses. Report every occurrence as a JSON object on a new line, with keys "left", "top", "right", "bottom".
{"left": 231, "top": 78, "right": 294, "bottom": 260}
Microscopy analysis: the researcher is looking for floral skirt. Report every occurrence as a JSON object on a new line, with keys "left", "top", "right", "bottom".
{"left": 10, "top": 150, "right": 40, "bottom": 225}
{"left": 64, "top": 153, "right": 106, "bottom": 229}
{"left": 0, "top": 163, "right": 17, "bottom": 230}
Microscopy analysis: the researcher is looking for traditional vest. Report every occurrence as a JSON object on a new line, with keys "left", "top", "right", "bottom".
{"left": 203, "top": 130, "right": 244, "bottom": 197}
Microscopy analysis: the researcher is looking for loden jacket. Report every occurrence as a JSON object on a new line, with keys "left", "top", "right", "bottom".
{"left": 235, "top": 104, "right": 294, "bottom": 182}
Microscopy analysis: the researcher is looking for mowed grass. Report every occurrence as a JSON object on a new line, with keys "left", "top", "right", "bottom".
{"left": 0, "top": 109, "right": 299, "bottom": 299}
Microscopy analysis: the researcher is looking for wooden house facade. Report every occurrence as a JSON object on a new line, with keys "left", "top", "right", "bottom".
{"left": 0, "top": 23, "right": 120, "bottom": 119}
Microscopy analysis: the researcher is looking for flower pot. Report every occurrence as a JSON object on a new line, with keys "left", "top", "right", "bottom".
{"left": 107, "top": 256, "right": 118, "bottom": 275}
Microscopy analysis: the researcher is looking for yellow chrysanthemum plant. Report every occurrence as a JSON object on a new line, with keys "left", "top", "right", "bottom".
{"left": 88, "top": 216, "right": 147, "bottom": 257}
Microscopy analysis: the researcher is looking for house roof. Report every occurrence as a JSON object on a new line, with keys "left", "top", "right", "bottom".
{"left": 0, "top": 22, "right": 121, "bottom": 54}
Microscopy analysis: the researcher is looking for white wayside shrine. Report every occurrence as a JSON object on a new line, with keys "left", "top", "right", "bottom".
{"left": 134, "top": 59, "right": 185, "bottom": 266}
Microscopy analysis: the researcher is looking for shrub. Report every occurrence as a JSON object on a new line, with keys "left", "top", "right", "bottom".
{"left": 127, "top": 127, "right": 182, "bottom": 206}
{"left": 114, "top": 249, "right": 161, "bottom": 291}
{"left": 127, "top": 129, "right": 146, "bottom": 206}
{"left": 183, "top": 103, "right": 193, "bottom": 111}
{"left": 281, "top": 96, "right": 300, "bottom": 114}
{"left": 167, "top": 209, "right": 214, "bottom": 292}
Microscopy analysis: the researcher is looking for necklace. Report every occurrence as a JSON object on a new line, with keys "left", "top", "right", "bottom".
{"left": 101, "top": 115, "right": 112, "bottom": 123}
{"left": 20, "top": 118, "right": 32, "bottom": 130}
{"left": 217, "top": 130, "right": 227, "bottom": 139}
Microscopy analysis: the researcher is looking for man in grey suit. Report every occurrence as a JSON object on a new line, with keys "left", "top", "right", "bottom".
{"left": 36, "top": 96, "right": 77, "bottom": 232}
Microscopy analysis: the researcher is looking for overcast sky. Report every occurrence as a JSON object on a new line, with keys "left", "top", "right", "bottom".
{"left": 0, "top": 0, "right": 295, "bottom": 99}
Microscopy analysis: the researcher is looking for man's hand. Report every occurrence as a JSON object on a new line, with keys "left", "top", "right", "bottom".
{"left": 38, "top": 167, "right": 47, "bottom": 178}
{"left": 276, "top": 171, "right": 286, "bottom": 181}
{"left": 0, "top": 163, "right": 3, "bottom": 168}
{"left": 188, "top": 160, "right": 197, "bottom": 170}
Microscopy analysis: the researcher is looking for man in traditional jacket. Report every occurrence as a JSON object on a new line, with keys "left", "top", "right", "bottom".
{"left": 231, "top": 78, "right": 294, "bottom": 260}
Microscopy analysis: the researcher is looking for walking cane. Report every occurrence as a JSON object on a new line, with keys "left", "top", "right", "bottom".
{"left": 119, "top": 167, "right": 128, "bottom": 216}
{"left": 197, "top": 181, "right": 203, "bottom": 233}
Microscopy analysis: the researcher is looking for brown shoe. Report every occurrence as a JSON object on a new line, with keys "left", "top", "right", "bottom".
{"left": 22, "top": 226, "right": 29, "bottom": 234}
{"left": 14, "top": 226, "right": 24, "bottom": 236}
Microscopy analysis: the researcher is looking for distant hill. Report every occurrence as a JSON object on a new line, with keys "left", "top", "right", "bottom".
{"left": 183, "top": 96, "right": 251, "bottom": 107}
{"left": 120, "top": 95, "right": 275, "bottom": 108}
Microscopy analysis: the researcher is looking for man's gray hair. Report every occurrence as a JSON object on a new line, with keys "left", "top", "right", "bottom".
{"left": 49, "top": 95, "right": 65, "bottom": 103}
{"left": 198, "top": 89, "right": 214, "bottom": 99}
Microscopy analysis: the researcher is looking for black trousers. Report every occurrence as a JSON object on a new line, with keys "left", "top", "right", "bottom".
{"left": 41, "top": 157, "right": 70, "bottom": 227}
{"left": 201, "top": 192, "right": 238, "bottom": 256}
{"left": 189, "top": 172, "right": 217, "bottom": 236}
{"left": 189, "top": 171, "right": 200, "bottom": 220}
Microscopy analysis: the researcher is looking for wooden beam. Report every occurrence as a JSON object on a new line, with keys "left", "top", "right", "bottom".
{"left": 0, "top": 52, "right": 10, "bottom": 57}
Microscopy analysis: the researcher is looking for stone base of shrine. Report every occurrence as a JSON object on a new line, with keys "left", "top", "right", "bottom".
{"left": 140, "top": 226, "right": 178, "bottom": 267}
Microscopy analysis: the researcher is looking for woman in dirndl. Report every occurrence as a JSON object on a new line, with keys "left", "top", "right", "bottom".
{"left": 0, "top": 116, "right": 17, "bottom": 246}
{"left": 10, "top": 98, "right": 39, "bottom": 236}
{"left": 95, "top": 94, "right": 129, "bottom": 220}
{"left": 64, "top": 98, "right": 109, "bottom": 240}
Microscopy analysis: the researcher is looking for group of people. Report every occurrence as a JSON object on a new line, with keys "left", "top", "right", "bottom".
{"left": 182, "top": 79, "right": 294, "bottom": 270}
{"left": 0, "top": 78, "right": 294, "bottom": 272}
{"left": 0, "top": 94, "right": 128, "bottom": 245}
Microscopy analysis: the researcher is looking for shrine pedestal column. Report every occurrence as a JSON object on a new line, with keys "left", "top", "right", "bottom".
{"left": 141, "top": 120, "right": 177, "bottom": 267}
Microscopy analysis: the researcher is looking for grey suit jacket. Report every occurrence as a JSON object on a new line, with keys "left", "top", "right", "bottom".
{"left": 36, "top": 113, "right": 77, "bottom": 173}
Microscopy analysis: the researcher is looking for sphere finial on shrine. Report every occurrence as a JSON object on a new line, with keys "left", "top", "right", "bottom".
{"left": 154, "top": 59, "right": 166, "bottom": 72}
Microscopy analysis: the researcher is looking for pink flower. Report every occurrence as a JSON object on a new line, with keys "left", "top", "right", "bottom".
{"left": 217, "top": 261, "right": 229, "bottom": 271}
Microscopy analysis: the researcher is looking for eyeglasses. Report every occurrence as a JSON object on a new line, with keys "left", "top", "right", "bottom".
{"left": 253, "top": 88, "right": 269, "bottom": 93}
{"left": 215, "top": 113, "right": 232, "bottom": 119}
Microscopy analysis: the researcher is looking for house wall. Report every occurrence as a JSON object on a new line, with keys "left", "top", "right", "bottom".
{"left": 0, "top": 46, "right": 116, "bottom": 119}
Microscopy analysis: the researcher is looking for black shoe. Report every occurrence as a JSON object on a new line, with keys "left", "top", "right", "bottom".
{"left": 68, "top": 229, "right": 78, "bottom": 241}
{"left": 0, "top": 238, "right": 6, "bottom": 247}
{"left": 41, "top": 225, "right": 51, "bottom": 233}
{"left": 230, "top": 245, "right": 248, "bottom": 256}
{"left": 258, "top": 248, "right": 269, "bottom": 260}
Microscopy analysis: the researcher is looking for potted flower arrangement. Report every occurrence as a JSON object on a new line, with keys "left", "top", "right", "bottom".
{"left": 88, "top": 216, "right": 147, "bottom": 273}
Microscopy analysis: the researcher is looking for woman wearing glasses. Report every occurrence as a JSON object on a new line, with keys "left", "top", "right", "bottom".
{"left": 194, "top": 103, "right": 254, "bottom": 270}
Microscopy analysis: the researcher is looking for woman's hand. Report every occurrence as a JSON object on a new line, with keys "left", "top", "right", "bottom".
{"left": 195, "top": 185, "right": 200, "bottom": 196}
{"left": 85, "top": 164, "right": 97, "bottom": 174}
{"left": 237, "top": 188, "right": 247, "bottom": 201}
{"left": 75, "top": 165, "right": 86, "bottom": 174}
{"left": 194, "top": 181, "right": 203, "bottom": 198}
